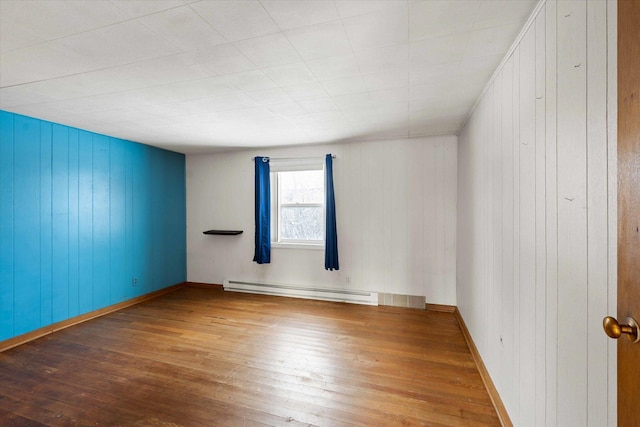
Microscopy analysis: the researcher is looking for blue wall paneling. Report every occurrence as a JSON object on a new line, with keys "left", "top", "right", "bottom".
{"left": 52, "top": 124, "right": 70, "bottom": 323}
{"left": 13, "top": 114, "right": 42, "bottom": 336}
{"left": 0, "top": 110, "right": 186, "bottom": 342}
{"left": 0, "top": 112, "right": 15, "bottom": 341}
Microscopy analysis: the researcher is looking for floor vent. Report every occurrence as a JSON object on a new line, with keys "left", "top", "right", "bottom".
{"left": 377, "top": 293, "right": 426, "bottom": 309}
{"left": 223, "top": 280, "right": 378, "bottom": 305}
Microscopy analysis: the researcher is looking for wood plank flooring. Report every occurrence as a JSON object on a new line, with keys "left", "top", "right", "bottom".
{"left": 0, "top": 286, "right": 500, "bottom": 427}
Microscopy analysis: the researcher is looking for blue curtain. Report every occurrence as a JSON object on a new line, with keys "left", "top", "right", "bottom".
{"left": 324, "top": 154, "right": 339, "bottom": 271}
{"left": 253, "top": 157, "right": 270, "bottom": 264}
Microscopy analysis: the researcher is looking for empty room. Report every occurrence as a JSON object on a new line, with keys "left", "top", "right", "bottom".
{"left": 1, "top": 0, "right": 638, "bottom": 426}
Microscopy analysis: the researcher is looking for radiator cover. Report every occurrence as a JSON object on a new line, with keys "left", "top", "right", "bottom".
{"left": 223, "top": 280, "right": 378, "bottom": 305}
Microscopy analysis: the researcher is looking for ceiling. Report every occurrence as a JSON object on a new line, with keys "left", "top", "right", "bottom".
{"left": 0, "top": 0, "right": 538, "bottom": 153}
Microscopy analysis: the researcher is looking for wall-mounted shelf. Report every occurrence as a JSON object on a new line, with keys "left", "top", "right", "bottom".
{"left": 203, "top": 230, "right": 243, "bottom": 235}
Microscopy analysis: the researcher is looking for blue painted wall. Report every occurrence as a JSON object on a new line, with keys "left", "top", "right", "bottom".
{"left": 0, "top": 111, "right": 186, "bottom": 341}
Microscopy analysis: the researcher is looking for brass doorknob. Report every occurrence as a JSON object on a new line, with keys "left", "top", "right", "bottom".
{"left": 603, "top": 316, "right": 640, "bottom": 343}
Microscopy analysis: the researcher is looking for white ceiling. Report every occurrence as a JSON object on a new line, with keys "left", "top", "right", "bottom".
{"left": 0, "top": 0, "right": 538, "bottom": 153}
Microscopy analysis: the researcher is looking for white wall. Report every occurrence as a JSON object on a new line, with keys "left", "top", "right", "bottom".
{"left": 187, "top": 136, "right": 457, "bottom": 305}
{"left": 457, "top": 1, "right": 617, "bottom": 426}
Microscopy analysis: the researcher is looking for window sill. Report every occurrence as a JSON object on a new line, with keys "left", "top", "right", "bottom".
{"left": 271, "top": 242, "right": 324, "bottom": 250}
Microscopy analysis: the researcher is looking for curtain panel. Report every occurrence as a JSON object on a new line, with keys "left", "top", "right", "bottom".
{"left": 324, "top": 154, "right": 339, "bottom": 271}
{"left": 253, "top": 157, "right": 270, "bottom": 264}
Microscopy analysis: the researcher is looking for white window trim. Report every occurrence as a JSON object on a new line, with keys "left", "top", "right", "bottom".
{"left": 270, "top": 159, "right": 325, "bottom": 249}
{"left": 271, "top": 242, "right": 325, "bottom": 250}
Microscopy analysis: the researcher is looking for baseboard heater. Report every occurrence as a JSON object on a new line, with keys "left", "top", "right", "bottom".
{"left": 223, "top": 280, "right": 378, "bottom": 306}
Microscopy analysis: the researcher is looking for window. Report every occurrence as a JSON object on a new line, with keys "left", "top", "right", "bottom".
{"left": 270, "top": 160, "right": 324, "bottom": 248}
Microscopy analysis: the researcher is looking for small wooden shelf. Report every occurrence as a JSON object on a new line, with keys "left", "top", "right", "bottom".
{"left": 203, "top": 230, "right": 243, "bottom": 235}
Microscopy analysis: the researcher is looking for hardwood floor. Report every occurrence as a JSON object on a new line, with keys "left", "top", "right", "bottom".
{"left": 0, "top": 286, "right": 500, "bottom": 427}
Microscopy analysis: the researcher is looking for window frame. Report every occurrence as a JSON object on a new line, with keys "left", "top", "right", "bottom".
{"left": 269, "top": 160, "right": 325, "bottom": 250}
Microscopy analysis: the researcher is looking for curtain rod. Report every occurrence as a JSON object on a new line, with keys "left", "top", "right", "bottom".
{"left": 251, "top": 155, "right": 336, "bottom": 161}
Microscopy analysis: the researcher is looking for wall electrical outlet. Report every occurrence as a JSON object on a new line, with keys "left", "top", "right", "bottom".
{"left": 132, "top": 277, "right": 138, "bottom": 286}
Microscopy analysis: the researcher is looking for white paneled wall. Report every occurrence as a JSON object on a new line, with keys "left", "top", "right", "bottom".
{"left": 187, "top": 136, "right": 457, "bottom": 304}
{"left": 457, "top": 1, "right": 616, "bottom": 426}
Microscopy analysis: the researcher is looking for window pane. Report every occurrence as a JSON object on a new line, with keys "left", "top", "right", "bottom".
{"left": 279, "top": 170, "right": 323, "bottom": 204}
{"left": 280, "top": 206, "right": 323, "bottom": 241}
